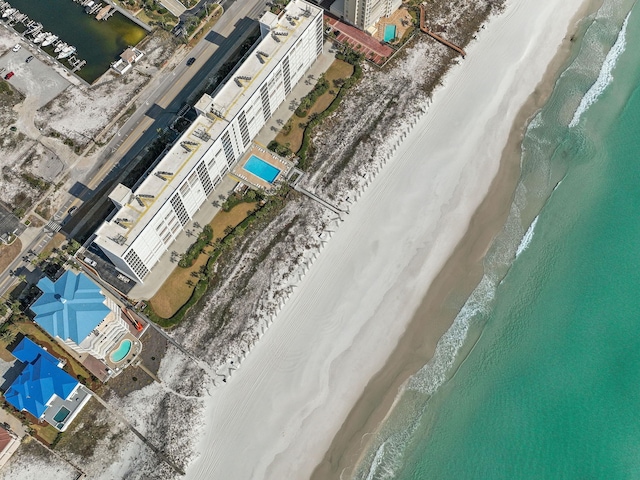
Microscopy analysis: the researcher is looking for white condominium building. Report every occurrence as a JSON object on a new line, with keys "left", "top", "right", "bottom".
{"left": 94, "top": 0, "right": 324, "bottom": 283}
{"left": 342, "top": 0, "right": 401, "bottom": 31}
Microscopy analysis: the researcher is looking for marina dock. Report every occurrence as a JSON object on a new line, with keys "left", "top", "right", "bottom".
{"left": 73, "top": 0, "right": 115, "bottom": 21}
{"left": 0, "top": 1, "right": 86, "bottom": 74}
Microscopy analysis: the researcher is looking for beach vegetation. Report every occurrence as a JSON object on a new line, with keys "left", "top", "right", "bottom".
{"left": 295, "top": 75, "right": 330, "bottom": 117}
{"left": 272, "top": 58, "right": 358, "bottom": 167}
{"left": 179, "top": 225, "right": 213, "bottom": 268}
{"left": 145, "top": 187, "right": 292, "bottom": 328}
{"left": 148, "top": 201, "right": 258, "bottom": 318}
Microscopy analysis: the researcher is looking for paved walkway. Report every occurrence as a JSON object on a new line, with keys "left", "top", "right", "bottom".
{"left": 0, "top": 407, "right": 27, "bottom": 439}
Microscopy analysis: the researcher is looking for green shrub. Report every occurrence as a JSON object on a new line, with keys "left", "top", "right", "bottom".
{"left": 178, "top": 225, "right": 213, "bottom": 268}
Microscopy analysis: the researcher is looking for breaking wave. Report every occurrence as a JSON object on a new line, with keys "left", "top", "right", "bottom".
{"left": 568, "top": 11, "right": 630, "bottom": 127}
{"left": 515, "top": 216, "right": 539, "bottom": 258}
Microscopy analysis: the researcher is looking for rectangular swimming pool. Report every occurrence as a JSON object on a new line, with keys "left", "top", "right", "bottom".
{"left": 54, "top": 407, "right": 70, "bottom": 423}
{"left": 384, "top": 24, "right": 396, "bottom": 42}
{"left": 244, "top": 155, "right": 281, "bottom": 183}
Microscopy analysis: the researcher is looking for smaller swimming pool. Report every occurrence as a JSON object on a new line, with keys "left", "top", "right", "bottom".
{"left": 111, "top": 339, "right": 132, "bottom": 363}
{"left": 54, "top": 407, "right": 70, "bottom": 423}
{"left": 384, "top": 24, "right": 397, "bottom": 42}
{"left": 244, "top": 155, "right": 281, "bottom": 183}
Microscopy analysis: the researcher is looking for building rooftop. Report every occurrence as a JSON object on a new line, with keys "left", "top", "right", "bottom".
{"left": 5, "top": 338, "right": 79, "bottom": 419}
{"left": 30, "top": 271, "right": 111, "bottom": 345}
{"left": 95, "top": 0, "right": 322, "bottom": 256}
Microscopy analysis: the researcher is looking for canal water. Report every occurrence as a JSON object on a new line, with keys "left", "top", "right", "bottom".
{"left": 6, "top": 0, "right": 147, "bottom": 83}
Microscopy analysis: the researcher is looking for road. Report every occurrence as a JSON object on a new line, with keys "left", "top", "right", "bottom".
{"left": 61, "top": 0, "right": 265, "bottom": 240}
{"left": 0, "top": 0, "right": 268, "bottom": 297}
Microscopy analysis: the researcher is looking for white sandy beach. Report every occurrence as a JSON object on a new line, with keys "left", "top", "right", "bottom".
{"left": 184, "top": 0, "right": 590, "bottom": 478}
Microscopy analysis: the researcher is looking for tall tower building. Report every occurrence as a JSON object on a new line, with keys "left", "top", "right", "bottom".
{"left": 343, "top": 0, "right": 402, "bottom": 32}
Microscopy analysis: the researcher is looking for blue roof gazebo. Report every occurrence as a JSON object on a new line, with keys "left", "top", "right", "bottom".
{"left": 30, "top": 271, "right": 111, "bottom": 345}
{"left": 4, "top": 338, "right": 79, "bottom": 419}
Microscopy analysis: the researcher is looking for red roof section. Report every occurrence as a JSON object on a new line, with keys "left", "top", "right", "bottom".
{"left": 324, "top": 13, "right": 394, "bottom": 65}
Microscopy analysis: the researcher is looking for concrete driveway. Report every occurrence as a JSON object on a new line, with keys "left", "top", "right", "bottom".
{"left": 160, "top": 0, "right": 187, "bottom": 17}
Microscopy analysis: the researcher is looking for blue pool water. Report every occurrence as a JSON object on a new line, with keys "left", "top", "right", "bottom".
{"left": 53, "top": 407, "right": 70, "bottom": 423}
{"left": 111, "top": 339, "right": 132, "bottom": 363}
{"left": 384, "top": 24, "right": 396, "bottom": 42}
{"left": 244, "top": 155, "right": 281, "bottom": 183}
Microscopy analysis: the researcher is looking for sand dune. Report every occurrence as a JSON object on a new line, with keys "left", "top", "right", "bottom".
{"left": 184, "top": 0, "right": 591, "bottom": 478}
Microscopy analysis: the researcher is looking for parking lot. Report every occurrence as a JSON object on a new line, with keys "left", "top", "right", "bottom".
{"left": 0, "top": 39, "right": 70, "bottom": 108}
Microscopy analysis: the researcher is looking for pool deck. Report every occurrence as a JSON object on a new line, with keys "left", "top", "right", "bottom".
{"left": 41, "top": 384, "right": 92, "bottom": 432}
{"left": 373, "top": 8, "right": 414, "bottom": 44}
{"left": 103, "top": 331, "right": 141, "bottom": 373}
{"left": 231, "top": 144, "right": 294, "bottom": 192}
{"left": 72, "top": 307, "right": 146, "bottom": 382}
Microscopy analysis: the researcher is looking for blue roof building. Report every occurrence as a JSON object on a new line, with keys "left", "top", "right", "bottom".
{"left": 4, "top": 338, "right": 80, "bottom": 422}
{"left": 30, "top": 270, "right": 131, "bottom": 364}
{"left": 31, "top": 271, "right": 112, "bottom": 346}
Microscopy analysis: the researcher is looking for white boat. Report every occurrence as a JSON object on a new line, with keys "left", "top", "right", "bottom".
{"left": 41, "top": 34, "right": 58, "bottom": 47}
{"left": 57, "top": 45, "right": 76, "bottom": 60}
{"left": 33, "top": 32, "right": 48, "bottom": 44}
{"left": 54, "top": 42, "right": 67, "bottom": 53}
{"left": 2, "top": 8, "right": 15, "bottom": 18}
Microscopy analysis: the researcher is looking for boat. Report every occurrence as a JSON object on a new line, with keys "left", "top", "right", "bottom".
{"left": 41, "top": 34, "right": 58, "bottom": 47}
{"left": 33, "top": 32, "right": 48, "bottom": 44}
{"left": 54, "top": 42, "right": 67, "bottom": 53}
{"left": 2, "top": 8, "right": 15, "bottom": 18}
{"left": 57, "top": 45, "right": 76, "bottom": 60}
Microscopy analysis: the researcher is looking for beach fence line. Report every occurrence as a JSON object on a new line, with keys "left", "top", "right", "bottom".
{"left": 210, "top": 103, "right": 431, "bottom": 386}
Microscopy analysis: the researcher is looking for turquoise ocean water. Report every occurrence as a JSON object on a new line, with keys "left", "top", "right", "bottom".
{"left": 356, "top": 0, "right": 640, "bottom": 478}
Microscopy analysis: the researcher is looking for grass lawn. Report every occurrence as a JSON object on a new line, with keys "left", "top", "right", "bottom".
{"left": 39, "top": 232, "right": 66, "bottom": 258}
{"left": 275, "top": 59, "right": 354, "bottom": 153}
{"left": 136, "top": 8, "right": 178, "bottom": 29}
{"left": 0, "top": 239, "right": 21, "bottom": 274}
{"left": 149, "top": 202, "right": 256, "bottom": 318}
{"left": 32, "top": 423, "right": 59, "bottom": 445}
{"left": 1, "top": 319, "right": 94, "bottom": 384}
{"left": 0, "top": 344, "right": 13, "bottom": 362}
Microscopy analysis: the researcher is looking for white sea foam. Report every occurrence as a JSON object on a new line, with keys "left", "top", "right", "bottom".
{"left": 363, "top": 441, "right": 387, "bottom": 480}
{"left": 408, "top": 274, "right": 496, "bottom": 395}
{"left": 515, "top": 215, "right": 539, "bottom": 258}
{"left": 568, "top": 11, "right": 631, "bottom": 128}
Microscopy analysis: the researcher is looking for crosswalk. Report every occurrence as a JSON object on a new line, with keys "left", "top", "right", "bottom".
{"left": 45, "top": 220, "right": 62, "bottom": 232}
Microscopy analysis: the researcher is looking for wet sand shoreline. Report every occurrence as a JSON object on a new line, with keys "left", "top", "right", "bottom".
{"left": 310, "top": 0, "right": 603, "bottom": 478}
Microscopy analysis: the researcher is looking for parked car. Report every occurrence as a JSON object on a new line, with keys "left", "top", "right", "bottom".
{"left": 12, "top": 44, "right": 20, "bottom": 52}
{"left": 186, "top": 57, "right": 196, "bottom": 66}
{"left": 25, "top": 55, "right": 33, "bottom": 63}
{"left": 67, "top": 206, "right": 78, "bottom": 215}
{"left": 4, "top": 71, "right": 14, "bottom": 80}
{"left": 83, "top": 257, "right": 98, "bottom": 267}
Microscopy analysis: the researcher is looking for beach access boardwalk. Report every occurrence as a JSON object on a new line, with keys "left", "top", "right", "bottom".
{"left": 419, "top": 5, "right": 466, "bottom": 57}
{"left": 90, "top": 391, "right": 185, "bottom": 475}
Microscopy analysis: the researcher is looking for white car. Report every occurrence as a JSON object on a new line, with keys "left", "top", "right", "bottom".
{"left": 12, "top": 44, "right": 20, "bottom": 53}
{"left": 83, "top": 257, "right": 97, "bottom": 267}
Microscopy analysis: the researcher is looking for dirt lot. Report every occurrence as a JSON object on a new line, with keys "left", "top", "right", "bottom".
{"left": 0, "top": 27, "right": 180, "bottom": 224}
{"left": 0, "top": 239, "right": 21, "bottom": 274}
